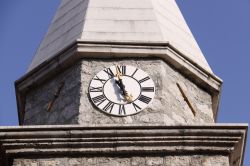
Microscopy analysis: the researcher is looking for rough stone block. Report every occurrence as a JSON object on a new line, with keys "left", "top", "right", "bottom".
{"left": 12, "top": 155, "right": 230, "bottom": 166}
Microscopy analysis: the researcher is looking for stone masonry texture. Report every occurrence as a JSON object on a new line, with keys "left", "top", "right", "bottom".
{"left": 24, "top": 58, "right": 214, "bottom": 125}
{"left": 29, "top": 0, "right": 212, "bottom": 73}
{"left": 24, "top": 62, "right": 82, "bottom": 125}
{"left": 12, "top": 155, "right": 229, "bottom": 166}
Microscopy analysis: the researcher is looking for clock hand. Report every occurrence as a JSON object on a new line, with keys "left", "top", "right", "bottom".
{"left": 176, "top": 82, "right": 196, "bottom": 116}
{"left": 47, "top": 81, "right": 65, "bottom": 112}
{"left": 115, "top": 65, "right": 126, "bottom": 95}
{"left": 124, "top": 92, "right": 133, "bottom": 103}
{"left": 115, "top": 65, "right": 133, "bottom": 102}
{"left": 115, "top": 80, "right": 126, "bottom": 95}
{"left": 115, "top": 80, "right": 133, "bottom": 102}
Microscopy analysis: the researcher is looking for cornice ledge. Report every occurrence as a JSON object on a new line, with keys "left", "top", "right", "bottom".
{"left": 0, "top": 124, "right": 247, "bottom": 166}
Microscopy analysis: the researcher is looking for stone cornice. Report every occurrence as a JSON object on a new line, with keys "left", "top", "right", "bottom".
{"left": 15, "top": 41, "right": 222, "bottom": 125}
{"left": 0, "top": 124, "right": 247, "bottom": 166}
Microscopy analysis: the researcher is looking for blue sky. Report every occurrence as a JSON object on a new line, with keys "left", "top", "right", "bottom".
{"left": 0, "top": 0, "right": 249, "bottom": 165}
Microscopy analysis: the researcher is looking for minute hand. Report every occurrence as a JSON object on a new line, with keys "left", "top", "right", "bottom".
{"left": 115, "top": 65, "right": 133, "bottom": 102}
{"left": 115, "top": 65, "right": 125, "bottom": 94}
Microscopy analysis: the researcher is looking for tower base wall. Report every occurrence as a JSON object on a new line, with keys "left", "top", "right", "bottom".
{"left": 13, "top": 155, "right": 229, "bottom": 166}
{"left": 0, "top": 125, "right": 247, "bottom": 166}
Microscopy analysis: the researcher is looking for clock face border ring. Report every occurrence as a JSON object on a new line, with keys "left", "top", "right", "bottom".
{"left": 88, "top": 65, "right": 155, "bottom": 117}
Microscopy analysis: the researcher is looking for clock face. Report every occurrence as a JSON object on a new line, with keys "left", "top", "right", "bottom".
{"left": 89, "top": 65, "right": 155, "bottom": 116}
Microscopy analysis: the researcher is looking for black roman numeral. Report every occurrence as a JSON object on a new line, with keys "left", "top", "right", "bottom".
{"left": 141, "top": 87, "right": 154, "bottom": 92}
{"left": 93, "top": 76, "right": 107, "bottom": 84}
{"left": 138, "top": 95, "right": 152, "bottom": 104}
{"left": 117, "top": 65, "right": 126, "bottom": 75}
{"left": 104, "top": 68, "right": 114, "bottom": 78}
{"left": 92, "top": 95, "right": 106, "bottom": 105}
{"left": 103, "top": 101, "right": 115, "bottom": 113}
{"left": 139, "top": 76, "right": 150, "bottom": 83}
{"left": 132, "top": 103, "right": 141, "bottom": 112}
{"left": 89, "top": 86, "right": 103, "bottom": 92}
{"left": 119, "top": 105, "right": 126, "bottom": 115}
{"left": 131, "top": 68, "right": 138, "bottom": 77}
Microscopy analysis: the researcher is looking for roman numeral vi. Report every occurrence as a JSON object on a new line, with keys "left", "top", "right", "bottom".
{"left": 119, "top": 105, "right": 126, "bottom": 115}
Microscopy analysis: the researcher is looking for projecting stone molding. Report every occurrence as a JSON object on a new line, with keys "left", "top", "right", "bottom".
{"left": 0, "top": 124, "right": 247, "bottom": 166}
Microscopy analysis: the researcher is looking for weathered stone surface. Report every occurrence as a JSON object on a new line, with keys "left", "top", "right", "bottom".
{"left": 131, "top": 157, "right": 146, "bottom": 166}
{"left": 28, "top": 0, "right": 212, "bottom": 73}
{"left": 24, "top": 62, "right": 82, "bottom": 125}
{"left": 24, "top": 59, "right": 213, "bottom": 125}
{"left": 39, "top": 160, "right": 61, "bottom": 166}
{"left": 12, "top": 155, "right": 229, "bottom": 166}
{"left": 164, "top": 155, "right": 229, "bottom": 166}
{"left": 1, "top": 125, "right": 246, "bottom": 166}
{"left": 12, "top": 159, "right": 39, "bottom": 166}
{"left": 145, "top": 157, "right": 163, "bottom": 166}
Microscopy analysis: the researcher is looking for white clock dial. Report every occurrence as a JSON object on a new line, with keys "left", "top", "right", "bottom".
{"left": 89, "top": 65, "right": 155, "bottom": 116}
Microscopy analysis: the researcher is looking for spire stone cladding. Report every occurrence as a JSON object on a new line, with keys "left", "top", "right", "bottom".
{"left": 28, "top": 0, "right": 211, "bottom": 73}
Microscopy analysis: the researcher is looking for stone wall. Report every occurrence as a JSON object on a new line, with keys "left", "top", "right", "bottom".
{"left": 12, "top": 155, "right": 229, "bottom": 166}
{"left": 24, "top": 62, "right": 82, "bottom": 125}
{"left": 24, "top": 58, "right": 214, "bottom": 125}
{"left": 1, "top": 125, "right": 246, "bottom": 166}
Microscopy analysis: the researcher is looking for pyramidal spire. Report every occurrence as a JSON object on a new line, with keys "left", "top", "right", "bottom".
{"left": 28, "top": 0, "right": 211, "bottom": 72}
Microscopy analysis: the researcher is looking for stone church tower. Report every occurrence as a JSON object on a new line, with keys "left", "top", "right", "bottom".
{"left": 0, "top": 0, "right": 247, "bottom": 165}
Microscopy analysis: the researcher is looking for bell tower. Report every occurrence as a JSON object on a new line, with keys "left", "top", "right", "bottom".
{"left": 16, "top": 0, "right": 220, "bottom": 126}
{"left": 0, "top": 0, "right": 247, "bottom": 166}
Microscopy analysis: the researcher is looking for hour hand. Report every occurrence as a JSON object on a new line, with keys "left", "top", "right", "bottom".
{"left": 114, "top": 70, "right": 133, "bottom": 102}
{"left": 116, "top": 80, "right": 133, "bottom": 102}
{"left": 124, "top": 92, "right": 133, "bottom": 103}
{"left": 115, "top": 79, "right": 126, "bottom": 95}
